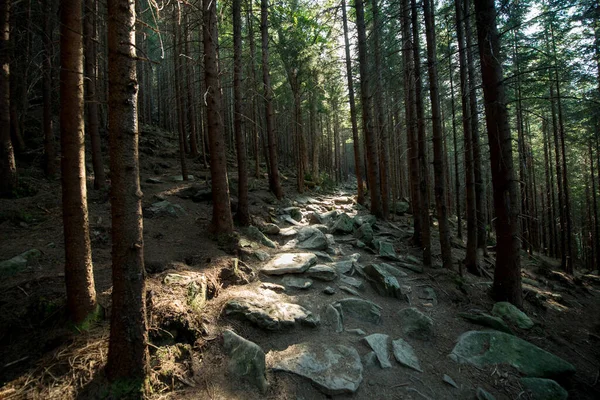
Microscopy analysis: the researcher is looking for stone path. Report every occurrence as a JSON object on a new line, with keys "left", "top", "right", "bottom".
{"left": 131, "top": 186, "right": 578, "bottom": 399}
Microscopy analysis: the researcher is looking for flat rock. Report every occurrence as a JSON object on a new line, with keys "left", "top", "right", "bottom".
{"left": 0, "top": 249, "right": 41, "bottom": 276}
{"left": 296, "top": 227, "right": 329, "bottom": 250}
{"left": 307, "top": 264, "right": 338, "bottom": 281}
{"left": 324, "top": 304, "right": 343, "bottom": 333}
{"left": 260, "top": 223, "right": 281, "bottom": 235}
{"left": 223, "top": 330, "right": 268, "bottom": 393}
{"left": 399, "top": 308, "right": 434, "bottom": 340}
{"left": 458, "top": 312, "right": 513, "bottom": 334}
{"left": 418, "top": 287, "right": 437, "bottom": 305}
{"left": 340, "top": 275, "right": 365, "bottom": 290}
{"left": 323, "top": 286, "right": 336, "bottom": 295}
{"left": 260, "top": 282, "right": 285, "bottom": 292}
{"left": 283, "top": 207, "right": 303, "bottom": 221}
{"left": 443, "top": 374, "right": 459, "bottom": 388}
{"left": 245, "top": 226, "right": 278, "bottom": 248}
{"left": 282, "top": 276, "right": 313, "bottom": 290}
{"left": 334, "top": 298, "right": 382, "bottom": 324}
{"left": 312, "top": 224, "right": 330, "bottom": 234}
{"left": 354, "top": 214, "right": 376, "bottom": 227}
{"left": 267, "top": 342, "right": 363, "bottom": 395}
{"left": 331, "top": 213, "right": 354, "bottom": 234}
{"left": 333, "top": 260, "right": 354, "bottom": 274}
{"left": 354, "top": 223, "right": 374, "bottom": 244}
{"left": 340, "top": 286, "right": 362, "bottom": 297}
{"left": 375, "top": 263, "right": 408, "bottom": 278}
{"left": 377, "top": 241, "right": 399, "bottom": 261}
{"left": 364, "top": 264, "right": 404, "bottom": 299}
{"left": 450, "top": 331, "right": 576, "bottom": 378}
{"left": 145, "top": 200, "right": 186, "bottom": 218}
{"left": 476, "top": 388, "right": 496, "bottom": 400}
{"left": 224, "top": 297, "right": 319, "bottom": 330}
{"left": 261, "top": 253, "right": 317, "bottom": 275}
{"left": 520, "top": 377, "right": 568, "bottom": 400}
{"left": 492, "top": 302, "right": 534, "bottom": 329}
{"left": 392, "top": 338, "right": 422, "bottom": 372}
{"left": 279, "top": 227, "right": 298, "bottom": 237}
{"left": 171, "top": 174, "right": 194, "bottom": 182}
{"left": 312, "top": 251, "right": 333, "bottom": 262}
{"left": 396, "top": 261, "right": 424, "bottom": 274}
{"left": 363, "top": 333, "right": 391, "bottom": 369}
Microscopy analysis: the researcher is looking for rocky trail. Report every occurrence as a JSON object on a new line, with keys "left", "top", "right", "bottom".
{"left": 1, "top": 129, "right": 599, "bottom": 399}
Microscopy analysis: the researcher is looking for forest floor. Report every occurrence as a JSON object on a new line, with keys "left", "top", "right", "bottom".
{"left": 1, "top": 126, "right": 600, "bottom": 400}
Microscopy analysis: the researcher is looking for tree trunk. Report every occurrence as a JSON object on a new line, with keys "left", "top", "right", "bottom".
{"left": 246, "top": 1, "right": 260, "bottom": 179}
{"left": 411, "top": 0, "right": 431, "bottom": 266}
{"left": 355, "top": 0, "right": 382, "bottom": 218}
{"left": 60, "top": 0, "right": 98, "bottom": 324}
{"left": 261, "top": 0, "right": 283, "bottom": 199}
{"left": 185, "top": 13, "right": 199, "bottom": 157}
{"left": 474, "top": 0, "right": 522, "bottom": 306}
{"left": 0, "top": 0, "right": 16, "bottom": 196}
{"left": 233, "top": 0, "right": 249, "bottom": 226}
{"left": 371, "top": 0, "right": 389, "bottom": 219}
{"left": 173, "top": 13, "right": 188, "bottom": 180}
{"left": 42, "top": 0, "right": 56, "bottom": 178}
{"left": 464, "top": 0, "right": 487, "bottom": 255}
{"left": 448, "top": 22, "right": 461, "bottom": 239}
{"left": 455, "top": 0, "right": 478, "bottom": 274}
{"left": 401, "top": 0, "right": 421, "bottom": 244}
{"left": 84, "top": 0, "right": 106, "bottom": 190}
{"left": 204, "top": 0, "right": 234, "bottom": 234}
{"left": 423, "top": 0, "right": 452, "bottom": 269}
{"left": 342, "top": 0, "right": 364, "bottom": 205}
{"left": 106, "top": 0, "right": 149, "bottom": 383}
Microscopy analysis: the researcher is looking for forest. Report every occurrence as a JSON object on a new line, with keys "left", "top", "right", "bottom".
{"left": 1, "top": 0, "right": 600, "bottom": 398}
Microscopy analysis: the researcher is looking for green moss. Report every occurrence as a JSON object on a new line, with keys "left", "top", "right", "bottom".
{"left": 72, "top": 304, "right": 104, "bottom": 332}
{"left": 100, "top": 377, "right": 148, "bottom": 399}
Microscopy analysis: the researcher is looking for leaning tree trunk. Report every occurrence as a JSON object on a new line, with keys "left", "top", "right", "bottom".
{"left": 0, "top": 0, "right": 16, "bottom": 196}
{"left": 423, "top": 0, "right": 452, "bottom": 269}
{"left": 342, "top": 0, "right": 364, "bottom": 204}
{"left": 60, "top": 0, "right": 98, "bottom": 324}
{"left": 204, "top": 0, "right": 233, "bottom": 234}
{"left": 355, "top": 0, "right": 382, "bottom": 218}
{"left": 474, "top": 0, "right": 522, "bottom": 306}
{"left": 106, "top": 0, "right": 149, "bottom": 382}
{"left": 261, "top": 0, "right": 283, "bottom": 199}
{"left": 233, "top": 0, "right": 249, "bottom": 226}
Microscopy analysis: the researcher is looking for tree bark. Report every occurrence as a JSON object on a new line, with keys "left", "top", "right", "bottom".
{"left": 455, "top": 0, "right": 478, "bottom": 274}
{"left": 233, "top": 0, "right": 249, "bottom": 226}
{"left": 423, "top": 0, "right": 452, "bottom": 269}
{"left": 448, "top": 20, "right": 461, "bottom": 239}
{"left": 60, "top": 0, "right": 98, "bottom": 324}
{"left": 411, "top": 0, "right": 431, "bottom": 266}
{"left": 185, "top": 13, "right": 199, "bottom": 157}
{"left": 474, "top": 0, "right": 522, "bottom": 306}
{"left": 355, "top": 0, "right": 382, "bottom": 218}
{"left": 261, "top": 0, "right": 283, "bottom": 199}
{"left": 106, "top": 0, "right": 149, "bottom": 383}
{"left": 204, "top": 0, "right": 234, "bottom": 234}
{"left": 84, "top": 0, "right": 106, "bottom": 190}
{"left": 42, "top": 0, "right": 56, "bottom": 178}
{"left": 173, "top": 12, "right": 188, "bottom": 180}
{"left": 342, "top": 0, "right": 364, "bottom": 205}
{"left": 0, "top": 0, "right": 16, "bottom": 196}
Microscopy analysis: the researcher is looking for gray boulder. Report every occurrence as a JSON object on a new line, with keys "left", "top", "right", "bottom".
{"left": 331, "top": 213, "right": 354, "bottom": 234}
{"left": 261, "top": 252, "right": 317, "bottom": 275}
{"left": 224, "top": 297, "right": 319, "bottom": 330}
{"left": 340, "top": 275, "right": 365, "bottom": 291}
{"left": 245, "top": 226, "right": 278, "bottom": 248}
{"left": 223, "top": 330, "right": 268, "bottom": 393}
{"left": 492, "top": 302, "right": 534, "bottom": 329}
{"left": 354, "top": 214, "right": 376, "bottom": 227}
{"left": 458, "top": 312, "right": 513, "bottom": 334}
{"left": 333, "top": 298, "right": 382, "bottom": 324}
{"left": 354, "top": 223, "right": 374, "bottom": 244}
{"left": 296, "top": 227, "right": 329, "bottom": 251}
{"left": 520, "top": 377, "right": 568, "bottom": 400}
{"left": 0, "top": 249, "right": 42, "bottom": 276}
{"left": 145, "top": 200, "right": 186, "bottom": 218}
{"left": 282, "top": 276, "right": 313, "bottom": 290}
{"left": 260, "top": 223, "right": 281, "bottom": 235}
{"left": 307, "top": 264, "right": 338, "bottom": 281}
{"left": 283, "top": 207, "right": 303, "bottom": 221}
{"left": 376, "top": 241, "right": 399, "bottom": 261}
{"left": 363, "top": 334, "right": 391, "bottom": 369}
{"left": 323, "top": 304, "right": 343, "bottom": 333}
{"left": 399, "top": 308, "right": 434, "bottom": 340}
{"left": 267, "top": 343, "right": 363, "bottom": 395}
{"left": 364, "top": 264, "right": 404, "bottom": 299}
{"left": 392, "top": 338, "right": 422, "bottom": 372}
{"left": 450, "top": 331, "right": 576, "bottom": 378}
{"left": 393, "top": 201, "right": 410, "bottom": 215}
